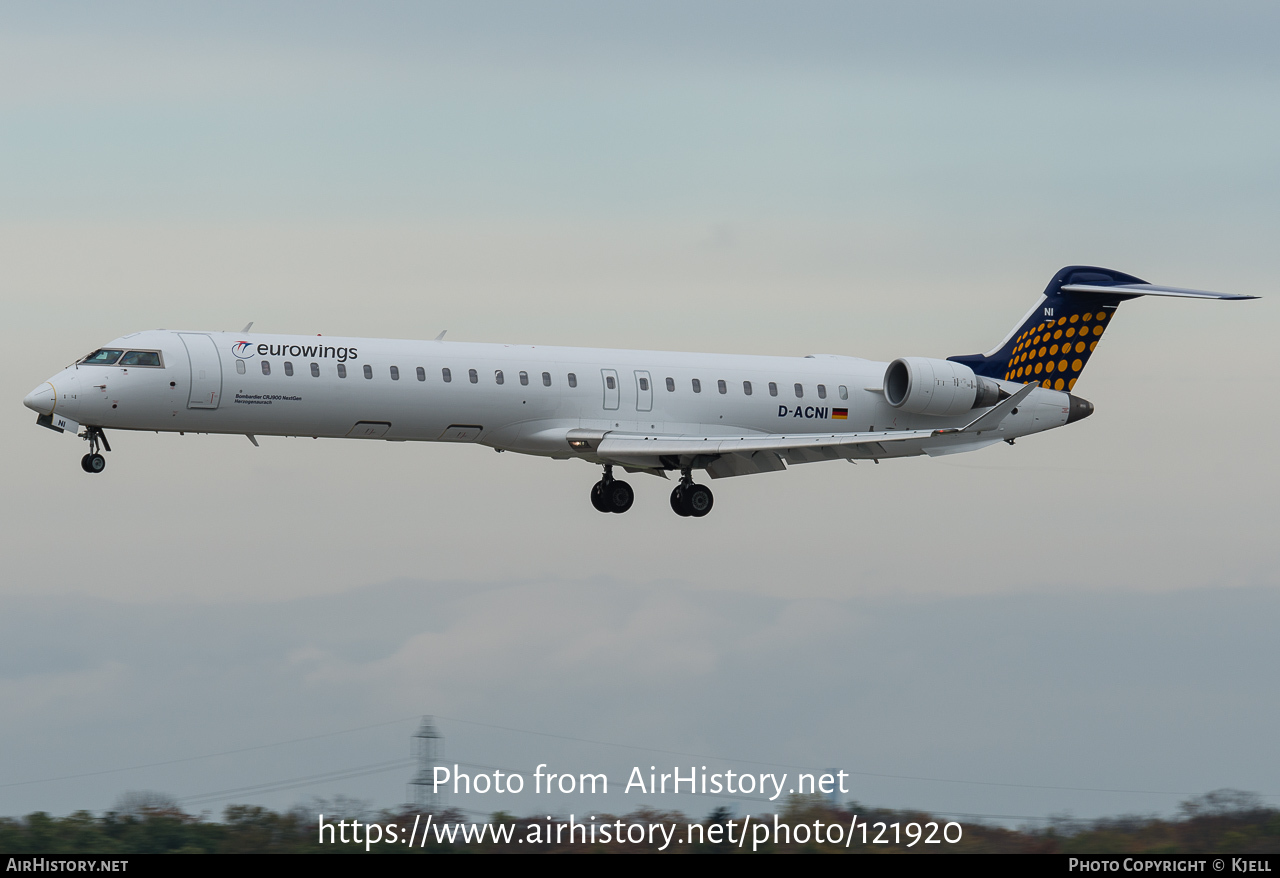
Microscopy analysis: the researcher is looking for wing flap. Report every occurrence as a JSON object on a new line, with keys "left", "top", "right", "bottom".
{"left": 705, "top": 451, "right": 787, "bottom": 479}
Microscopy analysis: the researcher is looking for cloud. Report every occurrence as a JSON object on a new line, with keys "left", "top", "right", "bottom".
{"left": 2, "top": 579, "right": 1277, "bottom": 821}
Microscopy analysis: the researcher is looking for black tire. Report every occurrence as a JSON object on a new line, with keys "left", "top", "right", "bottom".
{"left": 685, "top": 483, "right": 713, "bottom": 517}
{"left": 670, "top": 486, "right": 690, "bottom": 516}
{"left": 606, "top": 480, "right": 634, "bottom": 513}
{"left": 590, "top": 481, "right": 610, "bottom": 513}
{"left": 81, "top": 454, "right": 94, "bottom": 473}
{"left": 87, "top": 453, "right": 106, "bottom": 474}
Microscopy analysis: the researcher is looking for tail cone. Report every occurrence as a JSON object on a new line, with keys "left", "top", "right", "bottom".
{"left": 1066, "top": 394, "right": 1094, "bottom": 423}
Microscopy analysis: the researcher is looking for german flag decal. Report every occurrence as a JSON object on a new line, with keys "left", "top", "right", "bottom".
{"left": 832, "top": 408, "right": 848, "bottom": 420}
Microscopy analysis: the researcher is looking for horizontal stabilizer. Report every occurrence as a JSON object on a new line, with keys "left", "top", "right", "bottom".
{"left": 1060, "top": 283, "right": 1258, "bottom": 300}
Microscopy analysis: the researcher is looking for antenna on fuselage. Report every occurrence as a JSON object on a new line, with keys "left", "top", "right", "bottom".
{"left": 242, "top": 322, "right": 254, "bottom": 333}
{"left": 434, "top": 330, "right": 447, "bottom": 341}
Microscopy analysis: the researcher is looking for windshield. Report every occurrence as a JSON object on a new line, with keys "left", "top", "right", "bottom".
{"left": 120, "top": 351, "right": 162, "bottom": 366}
{"left": 81, "top": 349, "right": 123, "bottom": 365}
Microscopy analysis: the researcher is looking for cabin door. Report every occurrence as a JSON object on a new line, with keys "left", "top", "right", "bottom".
{"left": 634, "top": 370, "right": 652, "bottom": 412}
{"left": 601, "top": 369, "right": 619, "bottom": 410}
{"left": 178, "top": 333, "right": 222, "bottom": 409}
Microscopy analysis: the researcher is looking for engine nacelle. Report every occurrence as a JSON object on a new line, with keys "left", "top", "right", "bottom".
{"left": 883, "top": 357, "right": 1002, "bottom": 416}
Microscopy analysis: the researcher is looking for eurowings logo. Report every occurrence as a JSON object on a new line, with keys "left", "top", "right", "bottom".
{"left": 232, "top": 341, "right": 254, "bottom": 359}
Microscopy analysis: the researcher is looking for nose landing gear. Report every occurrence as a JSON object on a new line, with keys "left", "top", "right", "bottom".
{"left": 590, "top": 465, "right": 634, "bottom": 514}
{"left": 670, "top": 469, "right": 713, "bottom": 518}
{"left": 79, "top": 427, "right": 110, "bottom": 474}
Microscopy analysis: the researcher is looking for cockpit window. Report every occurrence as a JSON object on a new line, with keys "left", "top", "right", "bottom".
{"left": 81, "top": 349, "right": 123, "bottom": 365}
{"left": 119, "top": 351, "right": 163, "bottom": 367}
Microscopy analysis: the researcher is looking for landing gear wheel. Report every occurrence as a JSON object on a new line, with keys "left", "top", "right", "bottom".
{"left": 590, "top": 481, "right": 610, "bottom": 513}
{"left": 605, "top": 480, "right": 634, "bottom": 513}
{"left": 589, "top": 465, "right": 633, "bottom": 514}
{"left": 670, "top": 486, "right": 690, "bottom": 516}
{"left": 80, "top": 427, "right": 110, "bottom": 473}
{"left": 685, "top": 483, "right": 713, "bottom": 517}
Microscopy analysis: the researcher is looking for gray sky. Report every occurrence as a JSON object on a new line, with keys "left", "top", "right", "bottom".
{"left": 4, "top": 581, "right": 1279, "bottom": 822}
{"left": 1, "top": 1, "right": 1277, "bottom": 826}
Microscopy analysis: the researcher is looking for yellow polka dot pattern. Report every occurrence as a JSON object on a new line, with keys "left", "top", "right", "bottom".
{"left": 1001, "top": 309, "right": 1112, "bottom": 387}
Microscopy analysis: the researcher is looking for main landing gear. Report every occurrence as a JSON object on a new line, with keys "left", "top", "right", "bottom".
{"left": 590, "top": 465, "right": 634, "bottom": 514}
{"left": 589, "top": 465, "right": 715, "bottom": 518}
{"left": 670, "top": 469, "right": 713, "bottom": 518}
{"left": 80, "top": 426, "right": 110, "bottom": 474}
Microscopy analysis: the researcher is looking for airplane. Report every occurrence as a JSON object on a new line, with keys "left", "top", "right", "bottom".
{"left": 23, "top": 266, "right": 1256, "bottom": 518}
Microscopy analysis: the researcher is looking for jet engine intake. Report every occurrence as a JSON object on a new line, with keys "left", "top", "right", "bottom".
{"left": 884, "top": 357, "right": 1002, "bottom": 416}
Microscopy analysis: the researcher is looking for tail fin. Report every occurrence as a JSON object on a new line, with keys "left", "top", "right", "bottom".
{"left": 948, "top": 265, "right": 1256, "bottom": 391}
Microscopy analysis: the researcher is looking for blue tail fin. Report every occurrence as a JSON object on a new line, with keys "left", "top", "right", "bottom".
{"left": 948, "top": 266, "right": 1147, "bottom": 392}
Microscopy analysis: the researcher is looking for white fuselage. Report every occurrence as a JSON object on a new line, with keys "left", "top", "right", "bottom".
{"left": 30, "top": 329, "right": 1071, "bottom": 468}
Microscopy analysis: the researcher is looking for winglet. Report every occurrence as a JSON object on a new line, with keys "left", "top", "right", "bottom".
{"left": 242, "top": 322, "right": 254, "bottom": 333}
{"left": 936, "top": 381, "right": 1040, "bottom": 436}
{"left": 434, "top": 330, "right": 447, "bottom": 341}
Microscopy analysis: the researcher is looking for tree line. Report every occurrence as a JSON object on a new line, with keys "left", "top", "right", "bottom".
{"left": 1, "top": 789, "right": 1277, "bottom": 854}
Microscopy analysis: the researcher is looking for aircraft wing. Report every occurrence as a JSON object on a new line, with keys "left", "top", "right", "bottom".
{"left": 592, "top": 428, "right": 938, "bottom": 477}
{"left": 586, "top": 381, "right": 1040, "bottom": 478}
{"left": 596, "top": 428, "right": 936, "bottom": 459}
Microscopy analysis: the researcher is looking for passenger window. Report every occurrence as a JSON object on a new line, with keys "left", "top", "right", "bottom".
{"left": 311, "top": 363, "right": 320, "bottom": 378}
{"left": 261, "top": 361, "right": 271, "bottom": 376}
{"left": 717, "top": 379, "right": 727, "bottom": 394}
{"left": 606, "top": 376, "right": 616, "bottom": 390}
{"left": 236, "top": 360, "right": 246, "bottom": 375}
{"left": 520, "top": 371, "right": 529, "bottom": 386}
{"left": 390, "top": 366, "right": 399, "bottom": 380}
{"left": 363, "top": 364, "right": 373, "bottom": 379}
{"left": 82, "top": 349, "right": 123, "bottom": 365}
{"left": 769, "top": 382, "right": 778, "bottom": 397}
{"left": 120, "top": 351, "right": 162, "bottom": 366}
{"left": 495, "top": 370, "right": 504, "bottom": 385}
{"left": 666, "top": 377, "right": 675, "bottom": 392}
{"left": 568, "top": 373, "right": 577, "bottom": 388}
{"left": 839, "top": 385, "right": 848, "bottom": 400}
{"left": 284, "top": 361, "right": 294, "bottom": 377}
{"left": 817, "top": 384, "right": 826, "bottom": 399}
{"left": 338, "top": 363, "right": 347, "bottom": 378}
{"left": 416, "top": 367, "right": 425, "bottom": 382}
{"left": 692, "top": 379, "right": 701, "bottom": 393}
{"left": 442, "top": 368, "right": 452, "bottom": 383}
{"left": 639, "top": 377, "right": 649, "bottom": 391}
{"left": 794, "top": 383, "right": 803, "bottom": 398}
{"left": 542, "top": 372, "right": 551, "bottom": 387}
{"left": 743, "top": 381, "right": 752, "bottom": 395}
{"left": 469, "top": 369, "right": 478, "bottom": 384}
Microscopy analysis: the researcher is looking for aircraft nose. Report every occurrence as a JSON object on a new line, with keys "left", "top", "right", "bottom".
{"left": 24, "top": 382, "right": 57, "bottom": 415}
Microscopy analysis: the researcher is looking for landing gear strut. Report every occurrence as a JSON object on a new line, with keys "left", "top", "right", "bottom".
{"left": 670, "top": 469, "right": 713, "bottom": 518}
{"left": 590, "top": 465, "right": 634, "bottom": 514}
{"left": 80, "top": 427, "right": 110, "bottom": 474}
